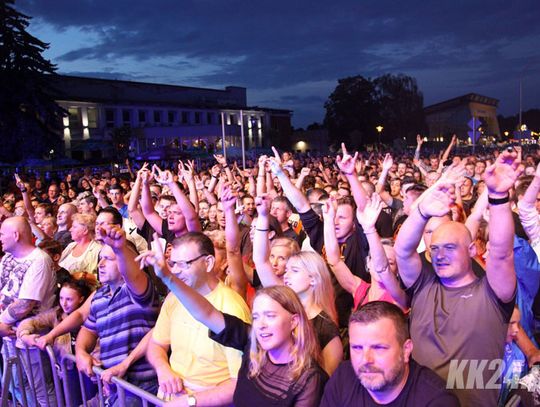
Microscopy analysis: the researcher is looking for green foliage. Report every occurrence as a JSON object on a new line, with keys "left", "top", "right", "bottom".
{"left": 324, "top": 73, "right": 426, "bottom": 148}
{"left": 0, "top": 0, "right": 64, "bottom": 162}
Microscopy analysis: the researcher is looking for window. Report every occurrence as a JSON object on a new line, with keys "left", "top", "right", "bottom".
{"left": 68, "top": 108, "right": 82, "bottom": 128}
{"left": 87, "top": 108, "right": 98, "bottom": 128}
{"left": 194, "top": 112, "right": 201, "bottom": 124}
{"left": 181, "top": 111, "right": 189, "bottom": 124}
{"left": 230, "top": 114, "right": 236, "bottom": 125}
{"left": 168, "top": 111, "right": 176, "bottom": 124}
{"left": 154, "top": 111, "right": 162, "bottom": 124}
{"left": 138, "top": 110, "right": 147, "bottom": 124}
{"left": 207, "top": 112, "right": 213, "bottom": 124}
{"left": 105, "top": 109, "right": 115, "bottom": 128}
{"left": 122, "top": 110, "right": 131, "bottom": 126}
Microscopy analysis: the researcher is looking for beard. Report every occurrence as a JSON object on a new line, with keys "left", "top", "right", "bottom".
{"left": 356, "top": 356, "right": 406, "bottom": 392}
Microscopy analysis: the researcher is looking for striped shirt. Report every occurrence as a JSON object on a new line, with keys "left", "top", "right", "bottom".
{"left": 84, "top": 277, "right": 160, "bottom": 385}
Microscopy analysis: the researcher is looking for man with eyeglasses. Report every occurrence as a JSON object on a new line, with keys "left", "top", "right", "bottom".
{"left": 147, "top": 232, "right": 251, "bottom": 405}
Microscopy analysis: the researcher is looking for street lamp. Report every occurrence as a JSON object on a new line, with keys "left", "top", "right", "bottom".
{"left": 376, "top": 125, "right": 383, "bottom": 149}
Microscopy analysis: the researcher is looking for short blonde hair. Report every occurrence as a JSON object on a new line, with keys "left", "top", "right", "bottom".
{"left": 71, "top": 213, "right": 96, "bottom": 235}
{"left": 204, "top": 229, "right": 226, "bottom": 251}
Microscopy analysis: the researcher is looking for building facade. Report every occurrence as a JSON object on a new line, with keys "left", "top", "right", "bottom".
{"left": 49, "top": 75, "right": 292, "bottom": 160}
{"left": 424, "top": 93, "right": 501, "bottom": 142}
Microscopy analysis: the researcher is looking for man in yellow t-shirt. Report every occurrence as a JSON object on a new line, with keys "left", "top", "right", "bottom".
{"left": 147, "top": 232, "right": 250, "bottom": 405}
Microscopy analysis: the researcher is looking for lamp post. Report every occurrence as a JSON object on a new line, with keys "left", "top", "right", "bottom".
{"left": 376, "top": 125, "right": 384, "bottom": 150}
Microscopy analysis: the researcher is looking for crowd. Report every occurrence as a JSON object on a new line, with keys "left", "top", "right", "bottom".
{"left": 1, "top": 135, "right": 540, "bottom": 406}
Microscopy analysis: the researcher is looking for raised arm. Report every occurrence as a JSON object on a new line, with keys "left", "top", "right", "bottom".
{"left": 252, "top": 195, "right": 283, "bottom": 287}
{"left": 268, "top": 147, "right": 310, "bottom": 213}
{"left": 97, "top": 225, "right": 149, "bottom": 296}
{"left": 295, "top": 167, "right": 310, "bottom": 189}
{"left": 127, "top": 163, "right": 148, "bottom": 229}
{"left": 517, "top": 162, "right": 540, "bottom": 245}
{"left": 440, "top": 134, "right": 457, "bottom": 165}
{"left": 465, "top": 188, "right": 488, "bottom": 240}
{"left": 322, "top": 199, "right": 359, "bottom": 294}
{"left": 179, "top": 160, "right": 199, "bottom": 214}
{"left": 336, "top": 143, "right": 368, "bottom": 211}
{"left": 256, "top": 155, "right": 268, "bottom": 196}
{"left": 375, "top": 154, "right": 394, "bottom": 206}
{"left": 36, "top": 292, "right": 95, "bottom": 350}
{"left": 139, "top": 170, "right": 164, "bottom": 235}
{"left": 214, "top": 154, "right": 234, "bottom": 184}
{"left": 222, "top": 183, "right": 249, "bottom": 298}
{"left": 136, "top": 234, "right": 225, "bottom": 334}
{"left": 15, "top": 174, "right": 35, "bottom": 220}
{"left": 483, "top": 151, "right": 520, "bottom": 303}
{"left": 357, "top": 194, "right": 407, "bottom": 309}
{"left": 394, "top": 182, "right": 454, "bottom": 288}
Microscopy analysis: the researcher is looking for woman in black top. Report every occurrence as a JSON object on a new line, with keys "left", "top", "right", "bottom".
{"left": 138, "top": 240, "right": 327, "bottom": 407}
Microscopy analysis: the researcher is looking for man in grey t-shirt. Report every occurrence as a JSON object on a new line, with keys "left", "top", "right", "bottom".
{"left": 395, "top": 153, "right": 520, "bottom": 407}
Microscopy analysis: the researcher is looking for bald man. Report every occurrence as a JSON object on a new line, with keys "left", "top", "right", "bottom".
{"left": 0, "top": 216, "right": 56, "bottom": 404}
{"left": 55, "top": 203, "right": 77, "bottom": 248}
{"left": 394, "top": 153, "right": 519, "bottom": 407}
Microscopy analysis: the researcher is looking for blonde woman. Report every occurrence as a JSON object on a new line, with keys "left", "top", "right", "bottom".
{"left": 254, "top": 195, "right": 343, "bottom": 376}
{"left": 59, "top": 213, "right": 101, "bottom": 275}
{"left": 137, "top": 239, "right": 327, "bottom": 407}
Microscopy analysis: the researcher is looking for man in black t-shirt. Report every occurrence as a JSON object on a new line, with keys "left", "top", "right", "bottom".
{"left": 320, "top": 301, "right": 459, "bottom": 406}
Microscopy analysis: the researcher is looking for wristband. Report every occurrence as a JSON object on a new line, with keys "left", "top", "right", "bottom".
{"left": 363, "top": 228, "right": 377, "bottom": 235}
{"left": 417, "top": 205, "right": 430, "bottom": 221}
{"left": 211, "top": 175, "right": 218, "bottom": 179}
{"left": 20, "top": 188, "right": 27, "bottom": 193}
{"left": 256, "top": 228, "right": 269, "bottom": 232}
{"left": 488, "top": 194, "right": 510, "bottom": 205}
{"left": 340, "top": 170, "right": 354, "bottom": 176}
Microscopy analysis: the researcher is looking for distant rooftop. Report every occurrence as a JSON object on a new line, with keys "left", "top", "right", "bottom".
{"left": 47, "top": 74, "right": 248, "bottom": 109}
{"left": 424, "top": 93, "right": 499, "bottom": 114}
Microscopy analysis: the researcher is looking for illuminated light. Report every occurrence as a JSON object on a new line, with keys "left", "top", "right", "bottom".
{"left": 63, "top": 128, "right": 71, "bottom": 139}
{"left": 82, "top": 115, "right": 88, "bottom": 128}
{"left": 423, "top": 137, "right": 428, "bottom": 142}
{"left": 376, "top": 125, "right": 384, "bottom": 133}
{"left": 49, "top": 149, "right": 54, "bottom": 154}
{"left": 63, "top": 116, "right": 69, "bottom": 127}
{"left": 521, "top": 124, "right": 528, "bottom": 131}
{"left": 504, "top": 131, "right": 509, "bottom": 136}
{"left": 297, "top": 141, "right": 306, "bottom": 149}
{"left": 83, "top": 128, "right": 90, "bottom": 139}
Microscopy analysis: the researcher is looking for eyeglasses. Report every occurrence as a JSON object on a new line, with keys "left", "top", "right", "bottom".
{"left": 167, "top": 253, "right": 208, "bottom": 270}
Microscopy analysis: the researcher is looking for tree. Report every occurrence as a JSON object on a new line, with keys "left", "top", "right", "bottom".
{"left": 374, "top": 74, "right": 425, "bottom": 144}
{"left": 323, "top": 73, "right": 426, "bottom": 148}
{"left": 324, "top": 75, "right": 380, "bottom": 149}
{"left": 0, "top": 1, "right": 64, "bottom": 162}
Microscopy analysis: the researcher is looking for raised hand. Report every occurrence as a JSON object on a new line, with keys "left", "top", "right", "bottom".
{"left": 194, "top": 176, "right": 205, "bottom": 191}
{"left": 135, "top": 233, "right": 170, "bottom": 280}
{"left": 381, "top": 153, "right": 393, "bottom": 172}
{"left": 321, "top": 197, "right": 337, "bottom": 221}
{"left": 136, "top": 162, "right": 149, "bottom": 179}
{"left": 336, "top": 142, "right": 358, "bottom": 175}
{"left": 213, "top": 154, "right": 227, "bottom": 167}
{"left": 271, "top": 146, "right": 282, "bottom": 164}
{"left": 255, "top": 194, "right": 272, "bottom": 217}
{"left": 439, "top": 160, "right": 466, "bottom": 185}
{"left": 266, "top": 157, "right": 283, "bottom": 175}
{"left": 300, "top": 167, "right": 310, "bottom": 177}
{"left": 152, "top": 165, "right": 173, "bottom": 185}
{"left": 357, "top": 194, "right": 383, "bottom": 230}
{"left": 220, "top": 183, "right": 237, "bottom": 212}
{"left": 416, "top": 134, "right": 424, "bottom": 146}
{"left": 178, "top": 160, "right": 194, "bottom": 183}
{"left": 417, "top": 183, "right": 455, "bottom": 218}
{"left": 258, "top": 155, "right": 268, "bottom": 169}
{"left": 14, "top": 173, "right": 25, "bottom": 191}
{"left": 210, "top": 165, "right": 221, "bottom": 178}
{"left": 483, "top": 150, "right": 522, "bottom": 195}
{"left": 96, "top": 224, "right": 127, "bottom": 251}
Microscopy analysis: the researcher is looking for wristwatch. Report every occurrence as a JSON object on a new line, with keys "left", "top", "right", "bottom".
{"left": 187, "top": 394, "right": 197, "bottom": 407}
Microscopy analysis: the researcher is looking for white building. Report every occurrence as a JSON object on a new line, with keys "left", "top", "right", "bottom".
{"left": 49, "top": 75, "right": 292, "bottom": 160}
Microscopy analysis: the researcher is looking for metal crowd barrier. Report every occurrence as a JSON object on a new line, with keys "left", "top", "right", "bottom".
{"left": 1, "top": 337, "right": 164, "bottom": 407}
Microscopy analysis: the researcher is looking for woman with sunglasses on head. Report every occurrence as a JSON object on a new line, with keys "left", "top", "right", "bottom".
{"left": 253, "top": 194, "right": 343, "bottom": 376}
{"left": 138, "top": 235, "right": 327, "bottom": 407}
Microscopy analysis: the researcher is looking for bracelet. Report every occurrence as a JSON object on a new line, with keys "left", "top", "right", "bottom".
{"left": 20, "top": 188, "right": 27, "bottom": 193}
{"left": 417, "top": 205, "right": 429, "bottom": 221}
{"left": 256, "top": 228, "right": 269, "bottom": 232}
{"left": 341, "top": 170, "right": 354, "bottom": 176}
{"left": 363, "top": 228, "right": 377, "bottom": 235}
{"left": 211, "top": 175, "right": 218, "bottom": 179}
{"left": 488, "top": 194, "right": 510, "bottom": 205}
{"left": 375, "top": 264, "right": 389, "bottom": 274}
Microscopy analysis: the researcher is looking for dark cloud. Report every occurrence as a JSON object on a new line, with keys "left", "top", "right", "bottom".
{"left": 17, "top": 0, "right": 540, "bottom": 125}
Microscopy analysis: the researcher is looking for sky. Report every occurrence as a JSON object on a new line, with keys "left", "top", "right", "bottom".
{"left": 16, "top": 0, "right": 540, "bottom": 128}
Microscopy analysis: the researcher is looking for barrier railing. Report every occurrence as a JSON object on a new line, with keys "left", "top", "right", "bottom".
{"left": 1, "top": 337, "right": 164, "bottom": 407}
